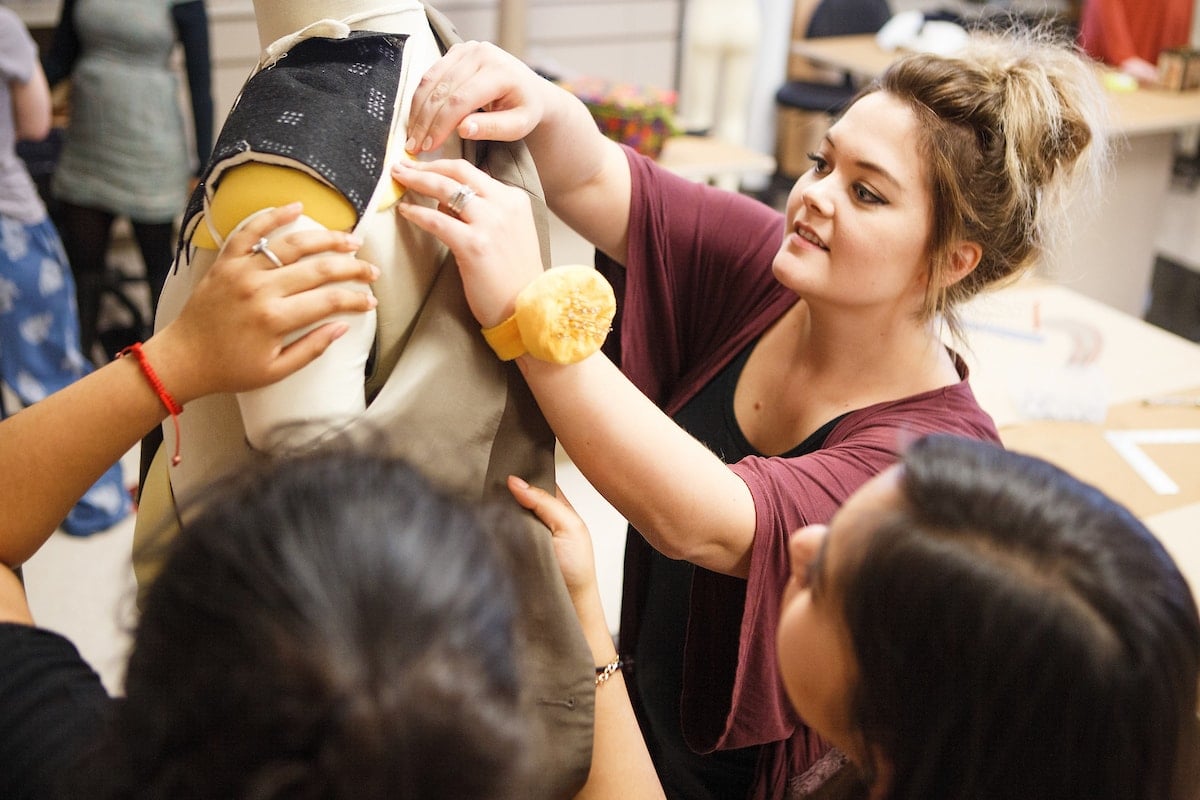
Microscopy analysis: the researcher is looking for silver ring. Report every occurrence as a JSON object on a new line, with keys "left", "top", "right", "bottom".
{"left": 446, "top": 183, "right": 477, "bottom": 217}
{"left": 251, "top": 236, "right": 284, "bottom": 269}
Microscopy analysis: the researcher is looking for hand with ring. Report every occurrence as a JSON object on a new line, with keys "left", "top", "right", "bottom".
{"left": 251, "top": 236, "right": 285, "bottom": 268}
{"left": 149, "top": 203, "right": 381, "bottom": 402}
{"left": 446, "top": 183, "right": 477, "bottom": 217}
{"left": 392, "top": 158, "right": 545, "bottom": 331}
{"left": 406, "top": 40, "right": 552, "bottom": 155}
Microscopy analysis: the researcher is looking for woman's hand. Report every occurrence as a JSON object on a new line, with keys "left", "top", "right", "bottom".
{"left": 510, "top": 475, "right": 667, "bottom": 800}
{"left": 147, "top": 203, "right": 380, "bottom": 404}
{"left": 406, "top": 41, "right": 632, "bottom": 264}
{"left": 406, "top": 40, "right": 550, "bottom": 155}
{"left": 509, "top": 476, "right": 615, "bottom": 668}
{"left": 392, "top": 158, "right": 543, "bottom": 329}
{"left": 507, "top": 476, "right": 602, "bottom": 610}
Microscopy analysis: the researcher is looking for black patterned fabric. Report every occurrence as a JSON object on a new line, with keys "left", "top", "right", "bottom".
{"left": 180, "top": 31, "right": 406, "bottom": 241}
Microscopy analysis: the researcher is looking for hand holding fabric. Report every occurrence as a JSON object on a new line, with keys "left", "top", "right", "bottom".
{"left": 391, "top": 158, "right": 543, "bottom": 330}
{"left": 405, "top": 40, "right": 551, "bottom": 154}
{"left": 150, "top": 203, "right": 379, "bottom": 405}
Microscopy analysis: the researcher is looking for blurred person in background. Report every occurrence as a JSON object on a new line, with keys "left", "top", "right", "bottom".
{"left": 0, "top": 4, "right": 129, "bottom": 536}
{"left": 43, "top": 0, "right": 212, "bottom": 361}
{"left": 1077, "top": 0, "right": 1193, "bottom": 84}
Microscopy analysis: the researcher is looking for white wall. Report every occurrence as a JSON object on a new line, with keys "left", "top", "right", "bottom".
{"left": 204, "top": 0, "right": 681, "bottom": 129}
{"left": 8, "top": 0, "right": 681, "bottom": 136}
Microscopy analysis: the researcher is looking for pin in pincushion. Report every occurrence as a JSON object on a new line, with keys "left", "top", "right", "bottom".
{"left": 482, "top": 265, "right": 617, "bottom": 364}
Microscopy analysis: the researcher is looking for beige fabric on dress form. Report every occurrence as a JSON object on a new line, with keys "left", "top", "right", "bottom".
{"left": 134, "top": 6, "right": 595, "bottom": 797}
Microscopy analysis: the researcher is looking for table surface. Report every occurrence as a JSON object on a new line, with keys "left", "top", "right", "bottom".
{"left": 791, "top": 34, "right": 1200, "bottom": 137}
{"left": 656, "top": 134, "right": 777, "bottom": 182}
{"left": 957, "top": 278, "right": 1200, "bottom": 601}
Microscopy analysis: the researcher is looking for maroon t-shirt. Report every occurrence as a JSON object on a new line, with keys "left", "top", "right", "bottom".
{"left": 598, "top": 146, "right": 1000, "bottom": 799}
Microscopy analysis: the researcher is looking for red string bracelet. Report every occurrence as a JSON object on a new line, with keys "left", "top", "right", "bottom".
{"left": 119, "top": 342, "right": 184, "bottom": 465}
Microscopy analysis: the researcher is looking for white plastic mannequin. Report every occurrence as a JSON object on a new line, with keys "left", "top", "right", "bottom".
{"left": 677, "top": 0, "right": 762, "bottom": 147}
{"left": 150, "top": 0, "right": 457, "bottom": 455}
{"left": 138, "top": 7, "right": 596, "bottom": 796}
{"left": 252, "top": 0, "right": 424, "bottom": 46}
{"left": 234, "top": 0, "right": 449, "bottom": 450}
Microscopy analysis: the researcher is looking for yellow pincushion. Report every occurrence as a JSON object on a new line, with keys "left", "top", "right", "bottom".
{"left": 482, "top": 265, "right": 616, "bottom": 364}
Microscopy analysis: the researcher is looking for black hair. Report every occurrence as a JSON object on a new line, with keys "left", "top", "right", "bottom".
{"left": 90, "top": 451, "right": 529, "bottom": 799}
{"left": 842, "top": 435, "right": 1199, "bottom": 800}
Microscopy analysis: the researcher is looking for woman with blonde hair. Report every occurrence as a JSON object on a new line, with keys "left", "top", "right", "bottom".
{"left": 397, "top": 28, "right": 1110, "bottom": 798}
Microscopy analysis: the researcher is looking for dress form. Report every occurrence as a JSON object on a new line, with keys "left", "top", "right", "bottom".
{"left": 677, "top": 0, "right": 762, "bottom": 147}
{"left": 252, "top": 0, "right": 418, "bottom": 45}
{"left": 136, "top": 6, "right": 596, "bottom": 796}
{"left": 164, "top": 0, "right": 452, "bottom": 453}
{"left": 214, "top": 0, "right": 448, "bottom": 450}
{"left": 251, "top": 0, "right": 441, "bottom": 85}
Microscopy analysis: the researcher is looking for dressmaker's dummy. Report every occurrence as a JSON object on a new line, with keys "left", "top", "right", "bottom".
{"left": 134, "top": 3, "right": 594, "bottom": 795}
{"left": 676, "top": 0, "right": 761, "bottom": 148}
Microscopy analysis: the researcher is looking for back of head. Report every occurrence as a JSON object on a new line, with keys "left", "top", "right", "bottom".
{"left": 100, "top": 452, "right": 529, "bottom": 799}
{"left": 842, "top": 435, "right": 1200, "bottom": 800}
{"left": 865, "top": 26, "right": 1110, "bottom": 337}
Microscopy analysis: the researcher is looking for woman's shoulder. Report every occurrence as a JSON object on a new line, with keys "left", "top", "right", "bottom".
{"left": 0, "top": 623, "right": 110, "bottom": 800}
{"left": 0, "top": 622, "right": 103, "bottom": 681}
{"left": 626, "top": 144, "right": 782, "bottom": 225}
{"left": 834, "top": 375, "right": 999, "bottom": 444}
{"left": 0, "top": 8, "right": 35, "bottom": 73}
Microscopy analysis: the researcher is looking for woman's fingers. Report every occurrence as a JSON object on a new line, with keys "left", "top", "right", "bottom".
{"left": 258, "top": 249, "right": 380, "bottom": 300}
{"left": 508, "top": 475, "right": 584, "bottom": 535}
{"left": 393, "top": 161, "right": 541, "bottom": 329}
{"left": 225, "top": 202, "right": 304, "bottom": 260}
{"left": 271, "top": 263, "right": 379, "bottom": 325}
{"left": 226, "top": 207, "right": 364, "bottom": 273}
{"left": 509, "top": 476, "right": 600, "bottom": 600}
{"left": 392, "top": 157, "right": 493, "bottom": 207}
{"left": 263, "top": 320, "right": 351, "bottom": 381}
{"left": 271, "top": 227, "right": 363, "bottom": 264}
{"left": 167, "top": 208, "right": 380, "bottom": 395}
{"left": 407, "top": 43, "right": 476, "bottom": 152}
{"left": 407, "top": 41, "right": 542, "bottom": 153}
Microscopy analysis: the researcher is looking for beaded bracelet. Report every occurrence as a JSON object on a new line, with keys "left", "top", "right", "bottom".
{"left": 594, "top": 655, "right": 623, "bottom": 687}
{"left": 119, "top": 342, "right": 184, "bottom": 465}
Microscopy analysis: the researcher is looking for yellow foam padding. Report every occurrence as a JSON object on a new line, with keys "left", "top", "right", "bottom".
{"left": 378, "top": 143, "right": 415, "bottom": 211}
{"left": 191, "top": 162, "right": 357, "bottom": 250}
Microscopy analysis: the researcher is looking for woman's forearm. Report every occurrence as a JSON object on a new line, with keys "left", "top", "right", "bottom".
{"left": 0, "top": 354, "right": 167, "bottom": 568}
{"left": 11, "top": 60, "right": 52, "bottom": 142}
{"left": 519, "top": 354, "right": 757, "bottom": 577}
{"left": 523, "top": 82, "right": 632, "bottom": 260}
{"left": 0, "top": 205, "right": 380, "bottom": 568}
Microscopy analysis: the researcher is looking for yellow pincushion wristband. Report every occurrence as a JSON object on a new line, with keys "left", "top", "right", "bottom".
{"left": 482, "top": 265, "right": 617, "bottom": 365}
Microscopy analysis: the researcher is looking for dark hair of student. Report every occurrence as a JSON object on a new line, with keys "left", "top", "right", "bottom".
{"left": 842, "top": 434, "right": 1200, "bottom": 800}
{"left": 87, "top": 451, "right": 531, "bottom": 799}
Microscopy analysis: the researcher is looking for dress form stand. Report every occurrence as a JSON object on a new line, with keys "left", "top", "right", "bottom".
{"left": 134, "top": 6, "right": 597, "bottom": 795}
{"left": 676, "top": 0, "right": 761, "bottom": 188}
